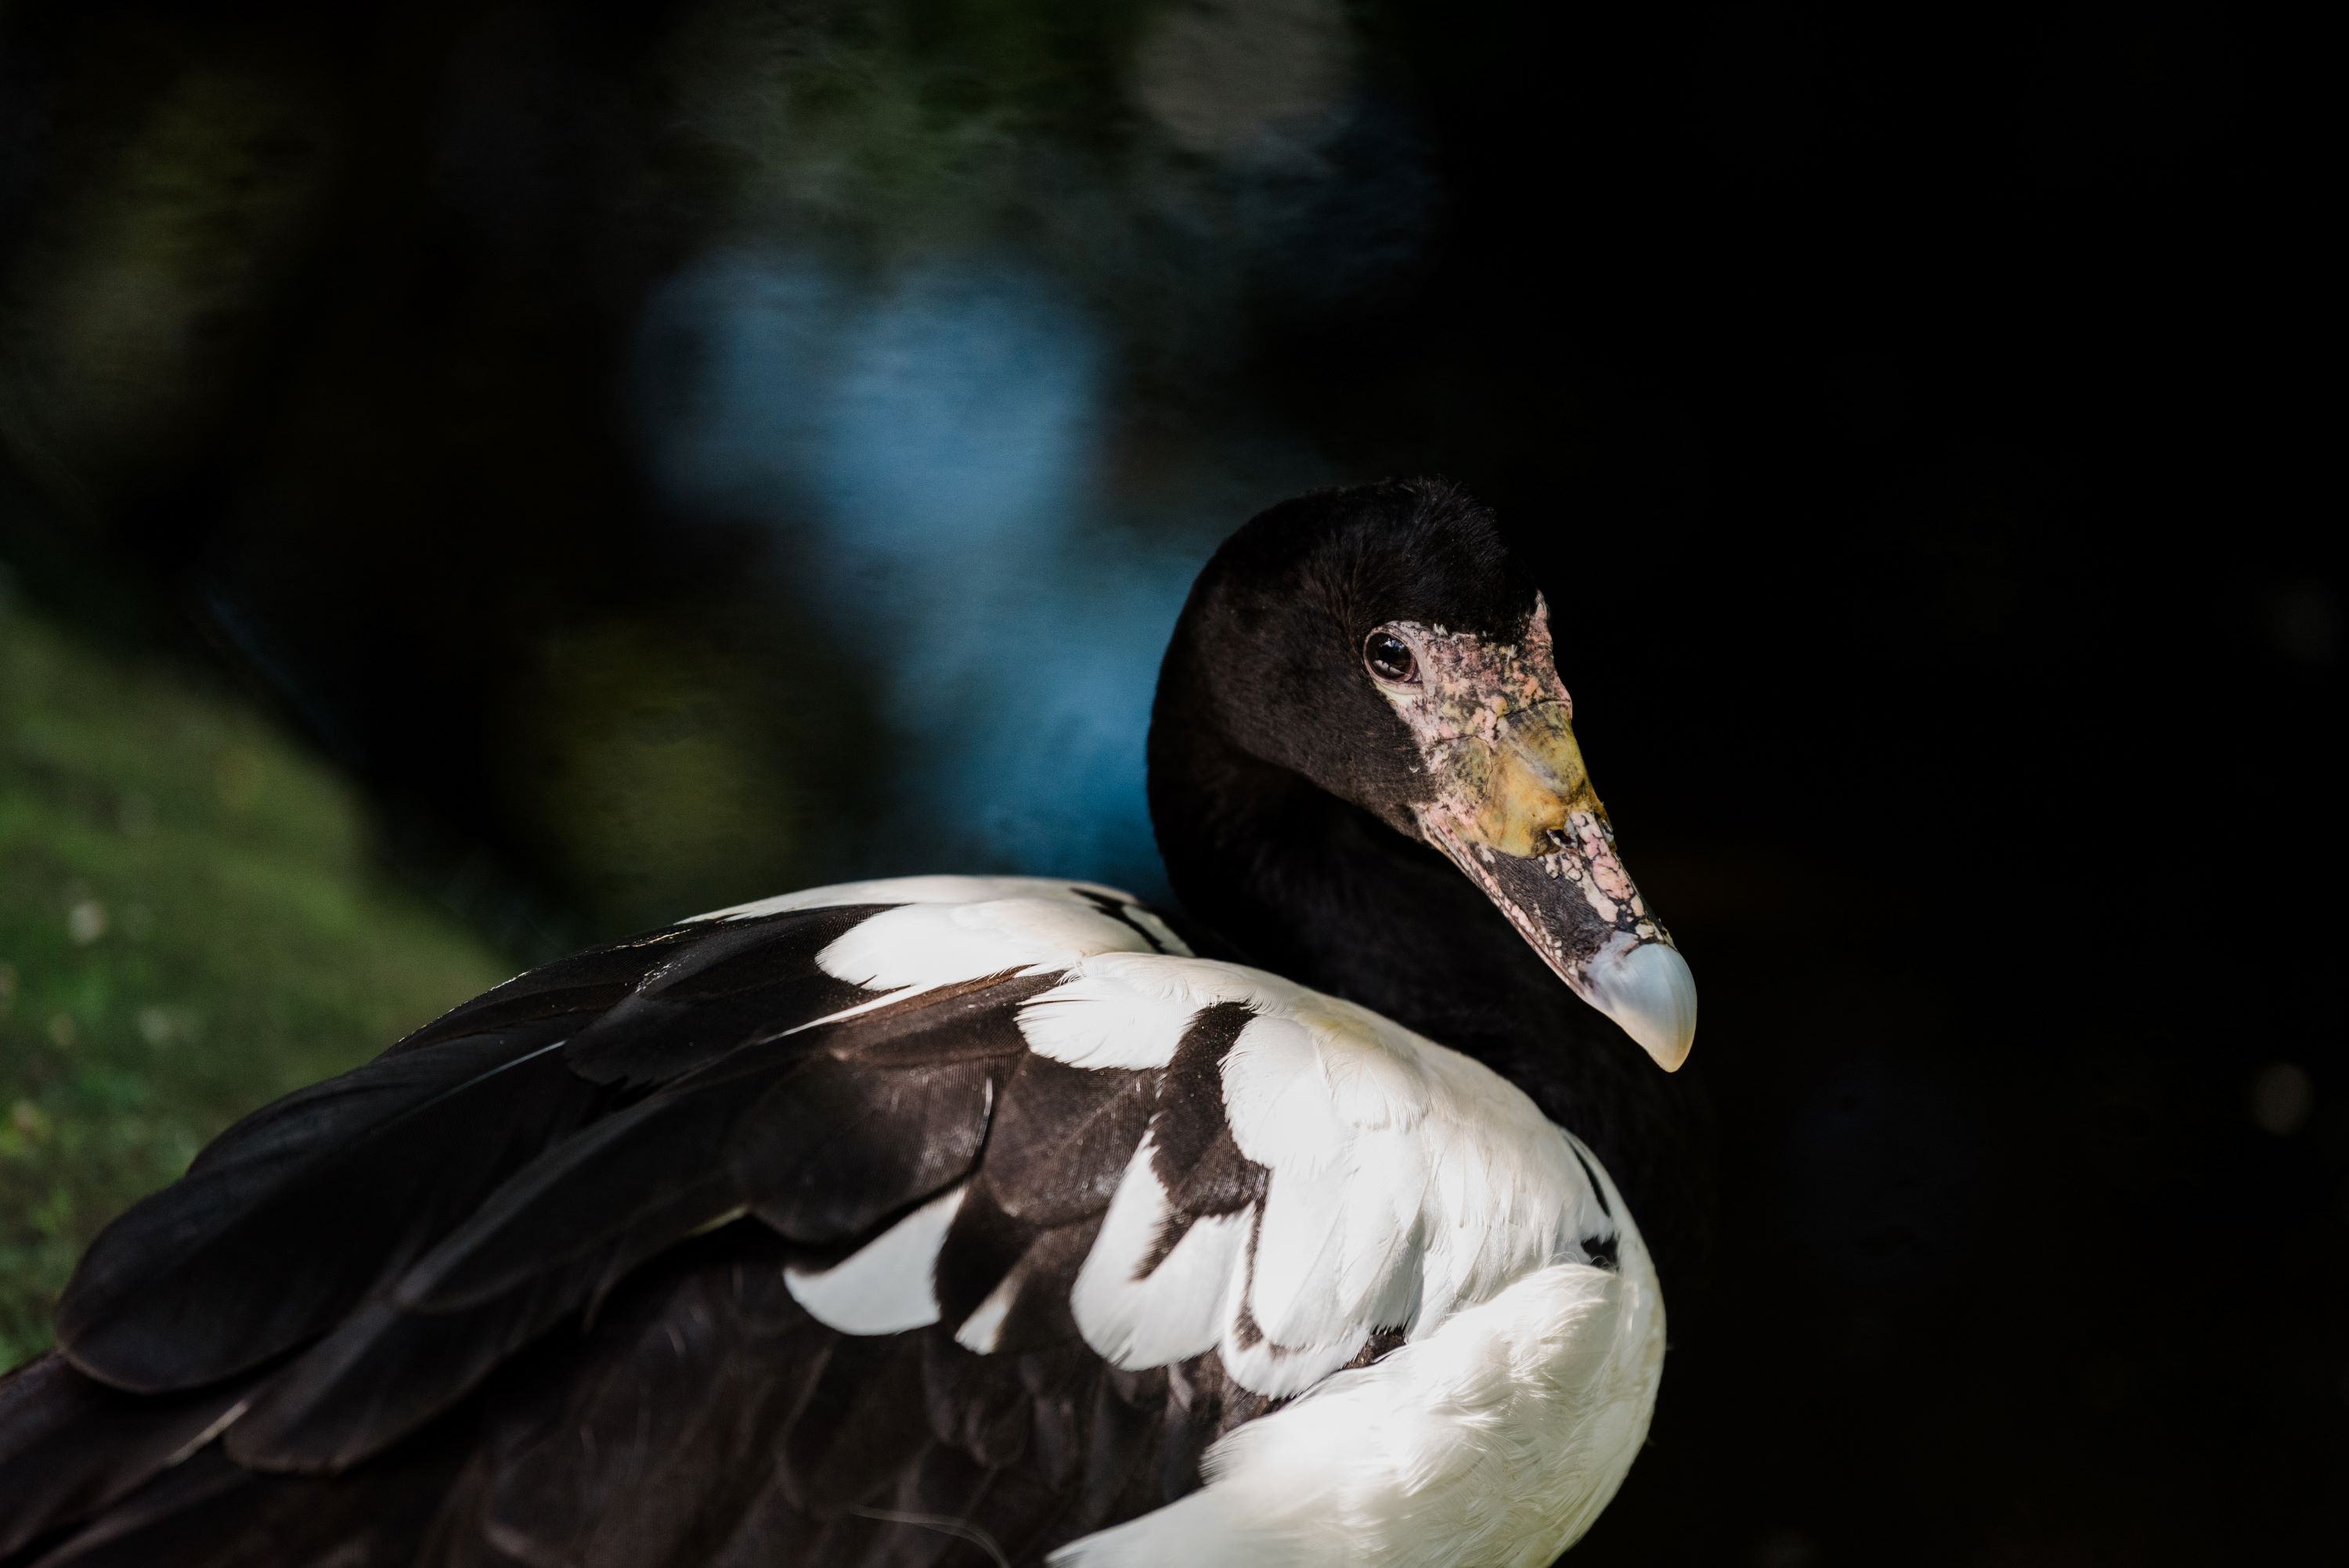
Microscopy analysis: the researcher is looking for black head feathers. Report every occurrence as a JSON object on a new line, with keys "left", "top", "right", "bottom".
{"left": 1149, "top": 477, "right": 1542, "bottom": 842}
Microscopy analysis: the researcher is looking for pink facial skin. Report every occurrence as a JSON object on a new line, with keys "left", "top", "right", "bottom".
{"left": 1369, "top": 596, "right": 1675, "bottom": 989}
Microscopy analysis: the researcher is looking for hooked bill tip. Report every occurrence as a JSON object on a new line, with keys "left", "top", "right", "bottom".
{"left": 1582, "top": 939, "right": 1697, "bottom": 1072}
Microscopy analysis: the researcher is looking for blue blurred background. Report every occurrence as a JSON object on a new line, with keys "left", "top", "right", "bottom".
{"left": 0, "top": 2, "right": 2334, "bottom": 1563}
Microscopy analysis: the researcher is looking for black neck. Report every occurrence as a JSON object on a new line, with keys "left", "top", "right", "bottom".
{"left": 1147, "top": 679, "right": 1712, "bottom": 1288}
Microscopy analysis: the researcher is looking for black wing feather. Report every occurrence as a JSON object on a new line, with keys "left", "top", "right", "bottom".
{"left": 226, "top": 1258, "right": 618, "bottom": 1472}
{"left": 985, "top": 1057, "right": 1153, "bottom": 1226}
{"left": 2, "top": 899, "right": 1286, "bottom": 1566}
{"left": 59, "top": 1029, "right": 607, "bottom": 1393}
{"left": 561, "top": 905, "right": 882, "bottom": 1087}
{"left": 0, "top": 1360, "right": 253, "bottom": 1560}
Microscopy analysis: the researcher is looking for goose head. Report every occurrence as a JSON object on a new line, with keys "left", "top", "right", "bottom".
{"left": 1152, "top": 478, "right": 1697, "bottom": 1071}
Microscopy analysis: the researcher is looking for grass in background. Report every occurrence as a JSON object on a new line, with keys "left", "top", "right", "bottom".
{"left": 0, "top": 586, "right": 510, "bottom": 1368}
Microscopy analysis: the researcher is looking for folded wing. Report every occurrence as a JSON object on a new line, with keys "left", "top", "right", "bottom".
{"left": 3, "top": 876, "right": 1624, "bottom": 1567}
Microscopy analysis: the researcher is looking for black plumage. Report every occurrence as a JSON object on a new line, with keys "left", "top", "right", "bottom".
{"left": 1, "top": 902, "right": 1294, "bottom": 1565}
{"left": 1, "top": 480, "right": 1705, "bottom": 1566}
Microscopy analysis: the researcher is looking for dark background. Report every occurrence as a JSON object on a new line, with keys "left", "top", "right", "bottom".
{"left": 1, "top": 1, "right": 2336, "bottom": 1563}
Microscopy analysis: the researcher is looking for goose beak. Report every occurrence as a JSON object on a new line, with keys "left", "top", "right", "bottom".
{"left": 1574, "top": 933, "right": 1698, "bottom": 1072}
{"left": 1386, "top": 603, "right": 1696, "bottom": 1071}
{"left": 1414, "top": 742, "right": 1698, "bottom": 1072}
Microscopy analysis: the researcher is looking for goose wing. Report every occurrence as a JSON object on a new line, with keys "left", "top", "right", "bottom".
{"left": 1, "top": 877, "right": 1634, "bottom": 1568}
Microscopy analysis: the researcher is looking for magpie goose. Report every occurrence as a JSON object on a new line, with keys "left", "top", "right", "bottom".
{"left": 0, "top": 479, "right": 1701, "bottom": 1567}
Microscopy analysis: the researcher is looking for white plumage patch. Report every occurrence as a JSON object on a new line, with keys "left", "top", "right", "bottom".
{"left": 814, "top": 898, "right": 1154, "bottom": 993}
{"left": 1069, "top": 1136, "right": 1247, "bottom": 1368}
{"left": 1052, "top": 1245, "right": 1665, "bottom": 1568}
{"left": 689, "top": 874, "right": 1150, "bottom": 924}
{"left": 1019, "top": 953, "right": 1222, "bottom": 1070}
{"left": 783, "top": 1184, "right": 968, "bottom": 1335}
{"left": 1016, "top": 956, "right": 1615, "bottom": 1388}
{"left": 952, "top": 1271, "right": 1022, "bottom": 1355}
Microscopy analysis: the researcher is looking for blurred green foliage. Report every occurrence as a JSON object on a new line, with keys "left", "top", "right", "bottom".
{"left": 0, "top": 590, "right": 510, "bottom": 1368}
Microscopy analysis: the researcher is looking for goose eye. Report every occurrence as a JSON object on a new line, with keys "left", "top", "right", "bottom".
{"left": 1364, "top": 629, "right": 1417, "bottom": 684}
